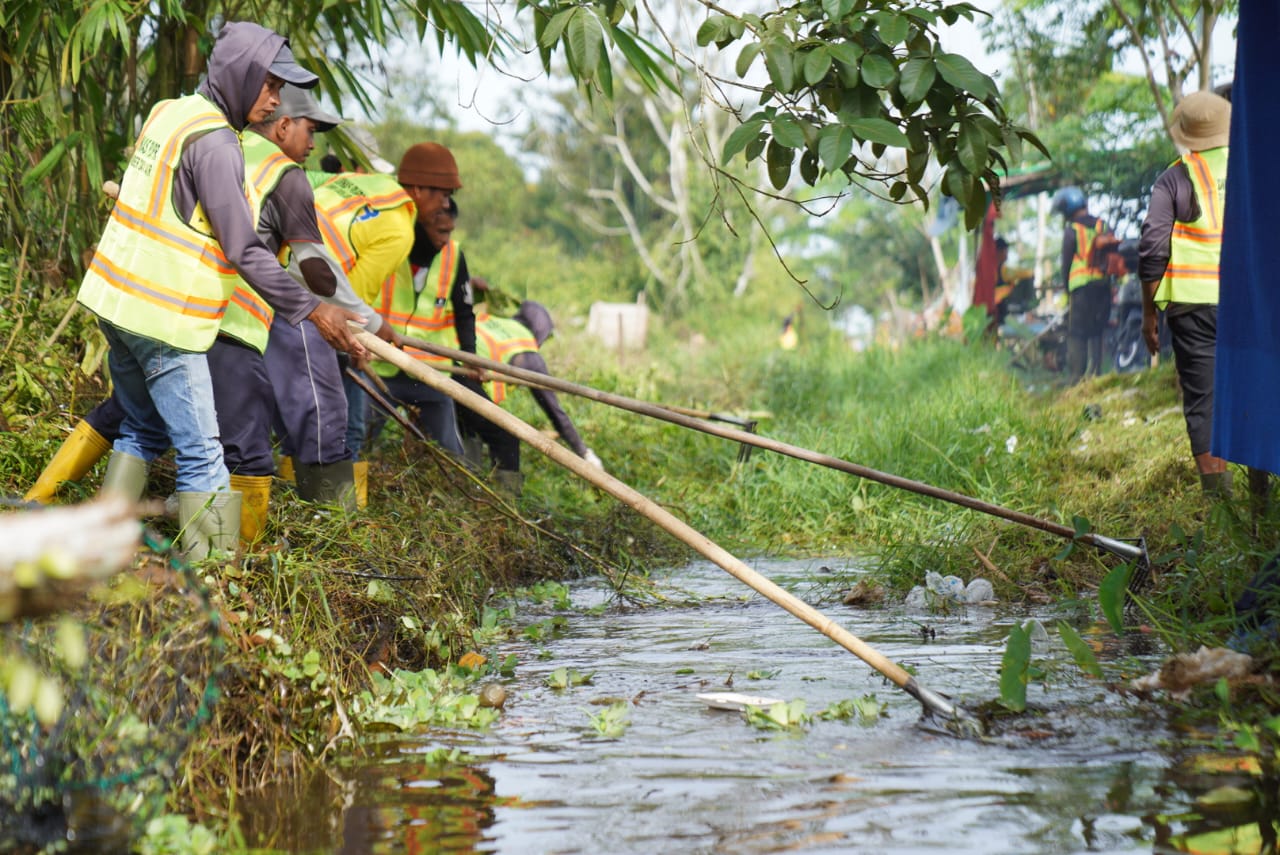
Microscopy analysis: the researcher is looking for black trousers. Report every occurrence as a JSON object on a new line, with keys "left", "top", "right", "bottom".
{"left": 1167, "top": 304, "right": 1218, "bottom": 457}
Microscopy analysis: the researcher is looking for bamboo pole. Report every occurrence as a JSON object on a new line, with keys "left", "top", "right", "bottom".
{"left": 396, "top": 333, "right": 1145, "bottom": 567}
{"left": 355, "top": 327, "right": 978, "bottom": 730}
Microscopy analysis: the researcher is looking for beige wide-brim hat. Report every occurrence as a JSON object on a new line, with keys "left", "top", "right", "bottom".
{"left": 1170, "top": 91, "right": 1231, "bottom": 151}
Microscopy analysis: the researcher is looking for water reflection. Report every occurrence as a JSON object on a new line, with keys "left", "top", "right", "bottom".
{"left": 236, "top": 558, "right": 1273, "bottom": 853}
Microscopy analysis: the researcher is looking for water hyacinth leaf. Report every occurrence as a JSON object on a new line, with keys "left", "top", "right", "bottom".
{"left": 1056, "top": 621, "right": 1102, "bottom": 678}
{"left": 935, "top": 52, "right": 995, "bottom": 100}
{"left": 1000, "top": 621, "right": 1030, "bottom": 712}
{"left": 1099, "top": 562, "right": 1132, "bottom": 635}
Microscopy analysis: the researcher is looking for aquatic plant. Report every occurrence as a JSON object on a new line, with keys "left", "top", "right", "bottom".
{"left": 586, "top": 702, "right": 630, "bottom": 738}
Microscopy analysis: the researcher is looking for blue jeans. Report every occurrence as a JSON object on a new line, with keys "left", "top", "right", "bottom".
{"left": 100, "top": 321, "right": 229, "bottom": 492}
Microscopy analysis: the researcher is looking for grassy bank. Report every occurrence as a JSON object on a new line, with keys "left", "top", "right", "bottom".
{"left": 3, "top": 285, "right": 1277, "bottom": 850}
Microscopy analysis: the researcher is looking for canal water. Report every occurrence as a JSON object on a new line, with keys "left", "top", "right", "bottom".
{"left": 244, "top": 558, "right": 1264, "bottom": 853}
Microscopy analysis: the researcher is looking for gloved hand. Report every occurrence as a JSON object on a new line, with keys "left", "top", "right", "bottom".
{"left": 582, "top": 448, "right": 604, "bottom": 469}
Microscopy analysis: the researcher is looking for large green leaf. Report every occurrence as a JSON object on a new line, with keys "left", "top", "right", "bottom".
{"left": 935, "top": 52, "right": 995, "bottom": 100}
{"left": 1099, "top": 563, "right": 1133, "bottom": 635}
{"left": 899, "top": 56, "right": 935, "bottom": 104}
{"left": 817, "top": 124, "right": 854, "bottom": 172}
{"left": 722, "top": 117, "right": 765, "bottom": 164}
{"left": 957, "top": 121, "right": 987, "bottom": 174}
{"left": 803, "top": 46, "right": 833, "bottom": 86}
{"left": 859, "top": 52, "right": 897, "bottom": 88}
{"left": 876, "top": 11, "right": 909, "bottom": 45}
{"left": 771, "top": 114, "right": 806, "bottom": 149}
{"left": 1056, "top": 621, "right": 1103, "bottom": 678}
{"left": 766, "top": 139, "right": 793, "bottom": 190}
{"left": 764, "top": 40, "right": 797, "bottom": 91}
{"left": 848, "top": 117, "right": 908, "bottom": 147}
{"left": 1000, "top": 621, "right": 1031, "bottom": 712}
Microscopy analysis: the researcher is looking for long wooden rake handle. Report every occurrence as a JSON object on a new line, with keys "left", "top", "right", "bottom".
{"left": 355, "top": 327, "right": 975, "bottom": 727}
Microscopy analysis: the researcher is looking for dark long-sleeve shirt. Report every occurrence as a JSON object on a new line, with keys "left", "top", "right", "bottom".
{"left": 510, "top": 350, "right": 588, "bottom": 456}
{"left": 1138, "top": 161, "right": 1201, "bottom": 286}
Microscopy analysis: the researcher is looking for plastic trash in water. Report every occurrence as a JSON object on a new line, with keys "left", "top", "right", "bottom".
{"left": 905, "top": 571, "right": 996, "bottom": 609}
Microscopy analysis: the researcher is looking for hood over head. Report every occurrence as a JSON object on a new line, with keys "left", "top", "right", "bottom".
{"left": 199, "top": 22, "right": 313, "bottom": 131}
{"left": 513, "top": 300, "right": 554, "bottom": 346}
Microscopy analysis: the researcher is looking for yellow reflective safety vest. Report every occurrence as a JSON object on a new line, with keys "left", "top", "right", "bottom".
{"left": 1154, "top": 147, "right": 1228, "bottom": 309}
{"left": 371, "top": 240, "right": 460, "bottom": 378}
{"left": 311, "top": 172, "right": 413, "bottom": 277}
{"left": 77, "top": 95, "right": 239, "bottom": 351}
{"left": 1067, "top": 219, "right": 1106, "bottom": 292}
{"left": 471, "top": 314, "right": 538, "bottom": 404}
{"left": 218, "top": 132, "right": 298, "bottom": 353}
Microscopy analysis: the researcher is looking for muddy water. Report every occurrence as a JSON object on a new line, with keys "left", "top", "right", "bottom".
{"left": 247, "top": 558, "right": 1264, "bottom": 853}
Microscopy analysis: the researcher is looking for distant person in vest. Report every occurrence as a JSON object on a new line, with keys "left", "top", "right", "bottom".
{"left": 306, "top": 129, "right": 416, "bottom": 482}
{"left": 1050, "top": 185, "right": 1111, "bottom": 384}
{"left": 74, "top": 21, "right": 366, "bottom": 559}
{"left": 992, "top": 237, "right": 1036, "bottom": 327}
{"left": 468, "top": 293, "right": 604, "bottom": 472}
{"left": 361, "top": 142, "right": 475, "bottom": 457}
{"left": 1138, "top": 90, "right": 1232, "bottom": 497}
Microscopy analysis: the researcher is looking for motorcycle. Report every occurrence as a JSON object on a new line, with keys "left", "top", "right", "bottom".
{"left": 1111, "top": 271, "right": 1148, "bottom": 373}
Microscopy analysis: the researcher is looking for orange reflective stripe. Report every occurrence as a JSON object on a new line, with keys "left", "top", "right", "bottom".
{"left": 249, "top": 151, "right": 294, "bottom": 189}
{"left": 1165, "top": 264, "right": 1219, "bottom": 278}
{"left": 1171, "top": 224, "right": 1222, "bottom": 242}
{"left": 228, "top": 286, "right": 272, "bottom": 330}
{"left": 316, "top": 210, "right": 356, "bottom": 272}
{"left": 88, "top": 254, "right": 226, "bottom": 319}
{"left": 110, "top": 201, "right": 235, "bottom": 274}
{"left": 148, "top": 112, "right": 225, "bottom": 217}
{"left": 1185, "top": 152, "right": 1222, "bottom": 229}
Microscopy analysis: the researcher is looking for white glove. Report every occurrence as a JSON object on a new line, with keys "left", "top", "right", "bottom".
{"left": 582, "top": 449, "right": 604, "bottom": 469}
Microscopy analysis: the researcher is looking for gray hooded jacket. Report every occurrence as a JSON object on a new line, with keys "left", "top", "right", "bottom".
{"left": 174, "top": 21, "right": 320, "bottom": 326}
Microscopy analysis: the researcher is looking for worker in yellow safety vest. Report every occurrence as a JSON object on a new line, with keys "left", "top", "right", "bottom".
{"left": 1138, "top": 90, "right": 1232, "bottom": 496}
{"left": 73, "top": 22, "right": 365, "bottom": 559}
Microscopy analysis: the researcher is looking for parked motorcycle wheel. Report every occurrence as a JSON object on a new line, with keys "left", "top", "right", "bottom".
{"left": 1113, "top": 319, "right": 1149, "bottom": 373}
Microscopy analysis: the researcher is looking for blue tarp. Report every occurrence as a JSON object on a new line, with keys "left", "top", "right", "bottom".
{"left": 1212, "top": 0, "right": 1280, "bottom": 474}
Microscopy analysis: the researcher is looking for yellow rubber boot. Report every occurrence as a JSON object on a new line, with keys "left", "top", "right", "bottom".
{"left": 229, "top": 473, "right": 272, "bottom": 546}
{"left": 24, "top": 420, "right": 113, "bottom": 503}
{"left": 277, "top": 455, "right": 295, "bottom": 483}
{"left": 353, "top": 460, "right": 368, "bottom": 510}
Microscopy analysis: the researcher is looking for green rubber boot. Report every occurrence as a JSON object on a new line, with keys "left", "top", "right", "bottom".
{"left": 294, "top": 461, "right": 357, "bottom": 513}
{"left": 177, "top": 491, "right": 242, "bottom": 561}
{"left": 100, "top": 451, "right": 149, "bottom": 502}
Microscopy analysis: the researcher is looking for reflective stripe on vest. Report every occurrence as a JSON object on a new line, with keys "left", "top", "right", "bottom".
{"left": 371, "top": 240, "right": 460, "bottom": 377}
{"left": 312, "top": 172, "right": 412, "bottom": 275}
{"left": 218, "top": 132, "right": 299, "bottom": 353}
{"left": 77, "top": 95, "right": 238, "bottom": 350}
{"left": 472, "top": 315, "right": 538, "bottom": 404}
{"left": 1155, "top": 147, "right": 1227, "bottom": 309}
{"left": 1067, "top": 220, "right": 1105, "bottom": 292}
